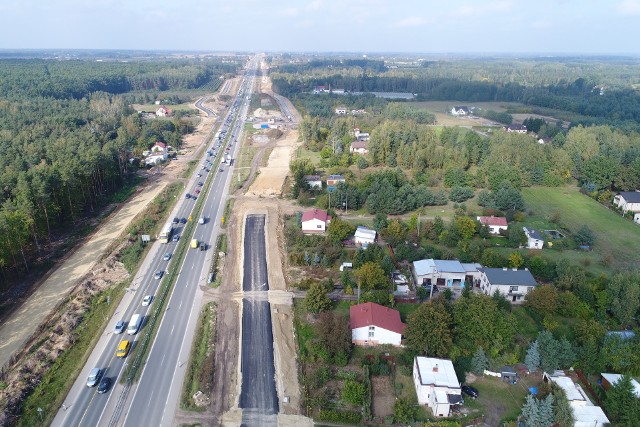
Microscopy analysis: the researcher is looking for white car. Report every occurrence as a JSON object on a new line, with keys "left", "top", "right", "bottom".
{"left": 142, "top": 295, "right": 153, "bottom": 306}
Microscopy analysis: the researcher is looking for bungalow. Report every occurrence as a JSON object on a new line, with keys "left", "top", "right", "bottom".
{"left": 151, "top": 141, "right": 167, "bottom": 153}
{"left": 506, "top": 124, "right": 527, "bottom": 133}
{"left": 156, "top": 105, "right": 172, "bottom": 117}
{"left": 326, "top": 174, "right": 346, "bottom": 187}
{"left": 614, "top": 191, "right": 640, "bottom": 213}
{"left": 350, "top": 302, "right": 406, "bottom": 346}
{"left": 601, "top": 373, "right": 640, "bottom": 397}
{"left": 477, "top": 216, "right": 508, "bottom": 234}
{"left": 335, "top": 106, "right": 347, "bottom": 115}
{"left": 303, "top": 175, "right": 322, "bottom": 189}
{"left": 350, "top": 140, "right": 369, "bottom": 154}
{"left": 354, "top": 226, "right": 376, "bottom": 248}
{"left": 301, "top": 209, "right": 331, "bottom": 234}
{"left": 543, "top": 372, "right": 609, "bottom": 427}
{"left": 413, "top": 259, "right": 479, "bottom": 295}
{"left": 413, "top": 357, "right": 462, "bottom": 418}
{"left": 450, "top": 106, "right": 470, "bottom": 116}
{"left": 477, "top": 267, "right": 538, "bottom": 303}
{"left": 523, "top": 227, "right": 544, "bottom": 249}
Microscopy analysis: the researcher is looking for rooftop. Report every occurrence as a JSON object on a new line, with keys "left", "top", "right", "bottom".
{"left": 479, "top": 268, "right": 538, "bottom": 286}
{"left": 301, "top": 209, "right": 329, "bottom": 223}
{"left": 413, "top": 259, "right": 466, "bottom": 276}
{"left": 618, "top": 191, "right": 640, "bottom": 203}
{"left": 350, "top": 302, "right": 406, "bottom": 334}
{"left": 477, "top": 216, "right": 508, "bottom": 227}
{"left": 414, "top": 357, "right": 460, "bottom": 389}
{"left": 601, "top": 373, "right": 640, "bottom": 397}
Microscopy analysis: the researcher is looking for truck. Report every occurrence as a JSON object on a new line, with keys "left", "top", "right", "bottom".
{"left": 190, "top": 238, "right": 199, "bottom": 249}
{"left": 127, "top": 314, "right": 143, "bottom": 335}
{"left": 158, "top": 222, "right": 173, "bottom": 244}
{"left": 226, "top": 154, "right": 232, "bottom": 165}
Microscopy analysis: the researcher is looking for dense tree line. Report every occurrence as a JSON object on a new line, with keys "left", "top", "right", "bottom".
{"left": 0, "top": 58, "right": 238, "bottom": 285}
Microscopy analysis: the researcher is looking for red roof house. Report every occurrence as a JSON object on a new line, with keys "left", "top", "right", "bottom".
{"left": 477, "top": 216, "right": 508, "bottom": 234}
{"left": 350, "top": 302, "right": 406, "bottom": 346}
{"left": 301, "top": 209, "right": 331, "bottom": 234}
{"left": 151, "top": 141, "right": 167, "bottom": 152}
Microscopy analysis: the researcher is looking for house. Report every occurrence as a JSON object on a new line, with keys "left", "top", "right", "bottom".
{"left": 413, "top": 259, "right": 479, "bottom": 295}
{"left": 303, "top": 175, "right": 322, "bottom": 189}
{"left": 413, "top": 357, "right": 462, "bottom": 417}
{"left": 144, "top": 154, "right": 166, "bottom": 166}
{"left": 506, "top": 124, "right": 527, "bottom": 133}
{"left": 335, "top": 106, "right": 347, "bottom": 115}
{"left": 392, "top": 271, "right": 410, "bottom": 295}
{"left": 313, "top": 86, "right": 328, "bottom": 94}
{"left": 614, "top": 191, "right": 640, "bottom": 213}
{"left": 326, "top": 174, "right": 346, "bottom": 188}
{"left": 151, "top": 141, "right": 167, "bottom": 153}
{"left": 354, "top": 226, "right": 376, "bottom": 248}
{"left": 350, "top": 140, "right": 369, "bottom": 154}
{"left": 543, "top": 372, "right": 609, "bottom": 427}
{"left": 523, "top": 227, "right": 544, "bottom": 249}
{"left": 477, "top": 216, "right": 508, "bottom": 234}
{"left": 350, "top": 302, "right": 406, "bottom": 346}
{"left": 477, "top": 267, "right": 538, "bottom": 303}
{"left": 356, "top": 132, "right": 370, "bottom": 142}
{"left": 301, "top": 209, "right": 331, "bottom": 234}
{"left": 451, "top": 106, "right": 470, "bottom": 116}
{"left": 156, "top": 105, "right": 173, "bottom": 117}
{"left": 537, "top": 137, "right": 552, "bottom": 145}
{"left": 601, "top": 373, "right": 640, "bottom": 397}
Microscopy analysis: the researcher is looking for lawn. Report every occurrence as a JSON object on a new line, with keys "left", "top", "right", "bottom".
{"left": 522, "top": 186, "right": 640, "bottom": 272}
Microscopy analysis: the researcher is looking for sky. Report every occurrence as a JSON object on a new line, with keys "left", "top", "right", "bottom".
{"left": 1, "top": 0, "right": 640, "bottom": 55}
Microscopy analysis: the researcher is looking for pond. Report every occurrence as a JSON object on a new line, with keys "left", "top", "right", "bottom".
{"left": 544, "top": 229, "right": 565, "bottom": 239}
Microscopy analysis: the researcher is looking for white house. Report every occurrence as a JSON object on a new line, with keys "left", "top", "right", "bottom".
{"left": 350, "top": 140, "right": 369, "bottom": 154}
{"left": 350, "top": 302, "right": 406, "bottom": 346}
{"left": 335, "top": 106, "right": 347, "bottom": 115}
{"left": 356, "top": 132, "right": 370, "bottom": 142}
{"left": 506, "top": 124, "right": 527, "bottom": 133}
{"left": 523, "top": 227, "right": 544, "bottom": 249}
{"left": 478, "top": 267, "right": 538, "bottom": 303}
{"left": 413, "top": 357, "right": 462, "bottom": 418}
{"left": 151, "top": 141, "right": 167, "bottom": 153}
{"left": 301, "top": 209, "right": 331, "bottom": 234}
{"left": 326, "top": 174, "right": 346, "bottom": 187}
{"left": 614, "top": 191, "right": 640, "bottom": 213}
{"left": 303, "top": 175, "right": 322, "bottom": 189}
{"left": 451, "top": 106, "right": 469, "bottom": 116}
{"left": 144, "top": 154, "right": 167, "bottom": 166}
{"left": 543, "top": 372, "right": 609, "bottom": 427}
{"left": 354, "top": 226, "right": 376, "bottom": 248}
{"left": 413, "top": 259, "right": 479, "bottom": 295}
{"left": 477, "top": 216, "right": 508, "bottom": 234}
{"left": 156, "top": 105, "right": 172, "bottom": 117}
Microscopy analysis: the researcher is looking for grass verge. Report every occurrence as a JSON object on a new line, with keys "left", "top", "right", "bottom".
{"left": 180, "top": 302, "right": 217, "bottom": 411}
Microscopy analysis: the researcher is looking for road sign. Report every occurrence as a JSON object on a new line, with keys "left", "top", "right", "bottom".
{"left": 327, "top": 186, "right": 335, "bottom": 192}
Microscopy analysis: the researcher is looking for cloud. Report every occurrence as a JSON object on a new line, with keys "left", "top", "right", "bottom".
{"left": 617, "top": 0, "right": 640, "bottom": 15}
{"left": 392, "top": 16, "right": 430, "bottom": 28}
{"left": 453, "top": 1, "right": 513, "bottom": 17}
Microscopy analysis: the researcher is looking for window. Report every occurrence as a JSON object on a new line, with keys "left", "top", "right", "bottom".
{"left": 509, "top": 286, "right": 519, "bottom": 292}
{"left": 317, "top": 224, "right": 322, "bottom": 229}
{"left": 368, "top": 326, "right": 375, "bottom": 338}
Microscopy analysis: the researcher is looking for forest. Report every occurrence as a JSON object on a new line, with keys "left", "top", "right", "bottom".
{"left": 0, "top": 57, "right": 240, "bottom": 287}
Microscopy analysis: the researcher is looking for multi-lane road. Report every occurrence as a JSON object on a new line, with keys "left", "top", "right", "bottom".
{"left": 53, "top": 56, "right": 259, "bottom": 427}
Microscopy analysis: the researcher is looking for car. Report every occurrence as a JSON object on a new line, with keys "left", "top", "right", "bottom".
{"left": 97, "top": 377, "right": 111, "bottom": 394}
{"left": 86, "top": 368, "right": 102, "bottom": 387}
{"left": 219, "top": 168, "right": 224, "bottom": 172}
{"left": 142, "top": 295, "right": 153, "bottom": 306}
{"left": 172, "top": 235, "right": 180, "bottom": 242}
{"left": 185, "top": 193, "right": 191, "bottom": 199}
{"left": 197, "top": 173, "right": 202, "bottom": 178}
{"left": 154, "top": 271, "right": 164, "bottom": 280}
{"left": 114, "top": 320, "right": 126, "bottom": 334}
{"left": 198, "top": 181, "right": 203, "bottom": 187}
{"left": 180, "top": 217, "right": 187, "bottom": 224}
{"left": 461, "top": 385, "right": 479, "bottom": 399}
{"left": 192, "top": 195, "right": 198, "bottom": 200}
{"left": 194, "top": 188, "right": 201, "bottom": 194}
{"left": 116, "top": 340, "right": 131, "bottom": 358}
{"left": 172, "top": 217, "right": 180, "bottom": 224}
{"left": 163, "top": 253, "right": 172, "bottom": 261}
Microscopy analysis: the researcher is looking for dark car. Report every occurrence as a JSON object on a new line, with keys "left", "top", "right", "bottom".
{"left": 198, "top": 181, "right": 204, "bottom": 187}
{"left": 154, "top": 271, "right": 164, "bottom": 280}
{"left": 97, "top": 377, "right": 111, "bottom": 394}
{"left": 461, "top": 385, "right": 479, "bottom": 399}
{"left": 180, "top": 217, "right": 187, "bottom": 224}
{"left": 185, "top": 193, "right": 191, "bottom": 199}
{"left": 172, "top": 217, "right": 180, "bottom": 224}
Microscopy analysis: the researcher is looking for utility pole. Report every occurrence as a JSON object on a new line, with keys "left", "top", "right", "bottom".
{"left": 429, "top": 267, "right": 438, "bottom": 301}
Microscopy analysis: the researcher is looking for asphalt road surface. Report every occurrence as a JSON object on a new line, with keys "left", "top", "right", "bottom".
{"left": 240, "top": 214, "right": 278, "bottom": 426}
{"left": 53, "top": 57, "right": 259, "bottom": 427}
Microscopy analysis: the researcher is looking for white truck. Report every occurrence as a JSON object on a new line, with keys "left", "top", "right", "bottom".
{"left": 226, "top": 154, "right": 232, "bottom": 165}
{"left": 127, "top": 314, "right": 143, "bottom": 335}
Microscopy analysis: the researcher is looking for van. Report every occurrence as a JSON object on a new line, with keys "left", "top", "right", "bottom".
{"left": 198, "top": 217, "right": 205, "bottom": 224}
{"left": 116, "top": 340, "right": 131, "bottom": 358}
{"left": 86, "top": 368, "right": 102, "bottom": 387}
{"left": 127, "top": 314, "right": 143, "bottom": 335}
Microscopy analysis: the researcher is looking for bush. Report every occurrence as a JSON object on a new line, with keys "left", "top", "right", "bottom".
{"left": 317, "top": 409, "right": 362, "bottom": 424}
{"left": 449, "top": 186, "right": 475, "bottom": 203}
{"left": 342, "top": 379, "right": 366, "bottom": 405}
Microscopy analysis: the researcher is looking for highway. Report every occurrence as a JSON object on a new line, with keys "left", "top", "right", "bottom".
{"left": 52, "top": 56, "right": 259, "bottom": 427}
{"left": 239, "top": 215, "right": 278, "bottom": 426}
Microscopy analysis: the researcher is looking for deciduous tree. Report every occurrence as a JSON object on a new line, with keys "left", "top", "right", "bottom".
{"left": 405, "top": 299, "right": 453, "bottom": 357}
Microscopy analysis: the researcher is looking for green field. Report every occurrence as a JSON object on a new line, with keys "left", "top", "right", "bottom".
{"left": 522, "top": 186, "right": 640, "bottom": 272}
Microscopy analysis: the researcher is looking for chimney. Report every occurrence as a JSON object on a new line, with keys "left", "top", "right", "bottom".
{"left": 433, "top": 364, "right": 439, "bottom": 373}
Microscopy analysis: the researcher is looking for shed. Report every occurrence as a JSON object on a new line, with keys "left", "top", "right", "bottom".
{"left": 501, "top": 366, "right": 518, "bottom": 383}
